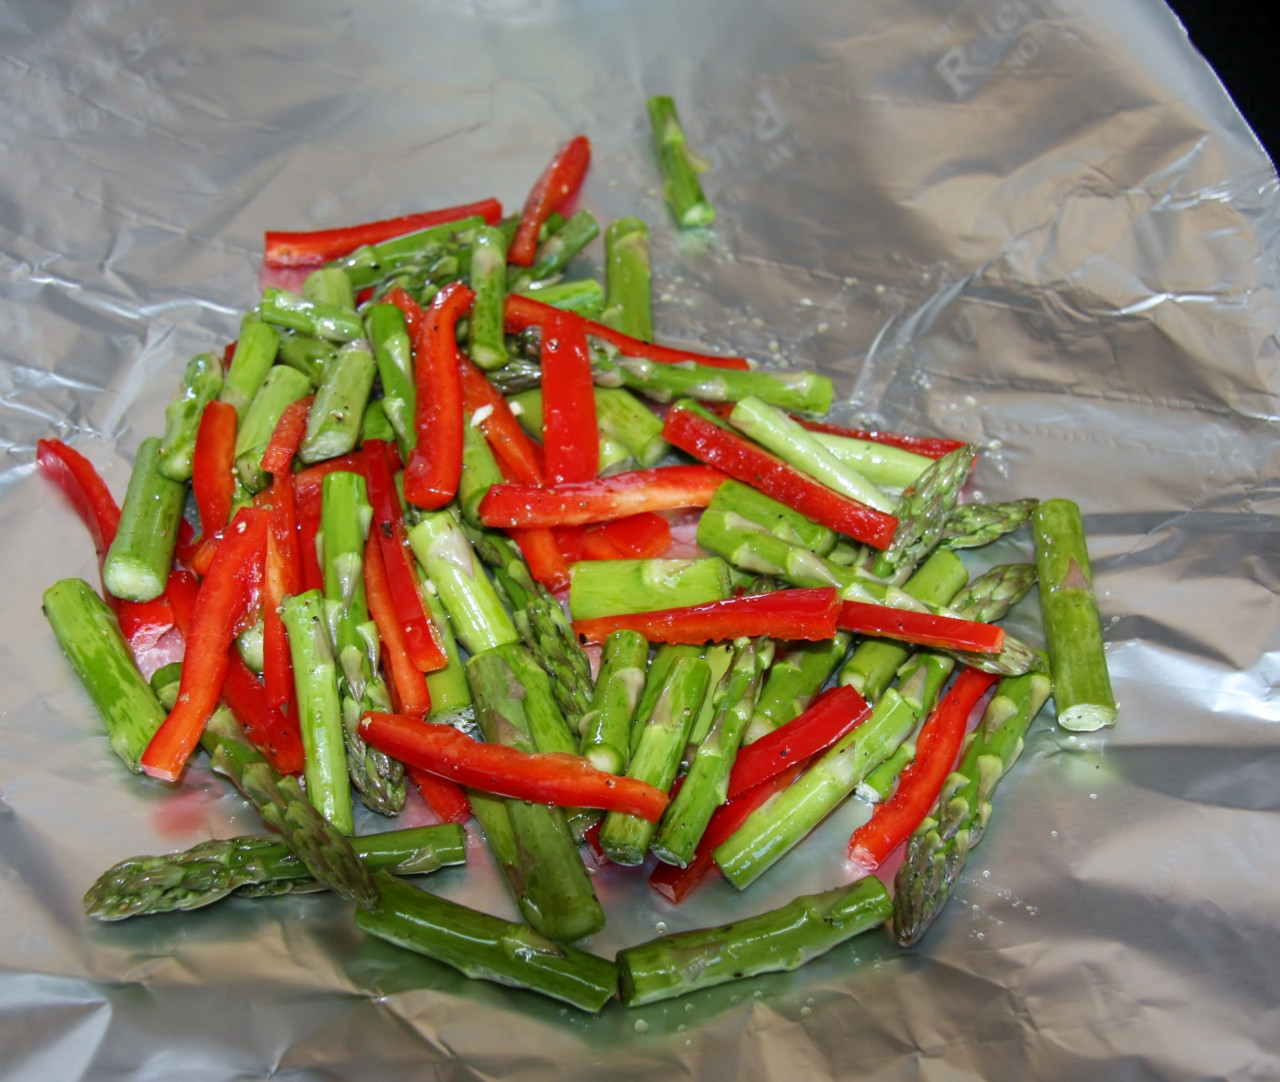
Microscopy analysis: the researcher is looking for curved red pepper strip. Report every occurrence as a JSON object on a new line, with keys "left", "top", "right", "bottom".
{"left": 360, "top": 711, "right": 670, "bottom": 822}
{"left": 662, "top": 403, "right": 899, "bottom": 549}
{"left": 848, "top": 666, "right": 999, "bottom": 871}
{"left": 458, "top": 354, "right": 545, "bottom": 484}
{"left": 508, "top": 135, "right": 591, "bottom": 268}
{"left": 386, "top": 284, "right": 472, "bottom": 510}
{"left": 36, "top": 438, "right": 121, "bottom": 557}
{"left": 508, "top": 526, "right": 572, "bottom": 594}
{"left": 221, "top": 651, "right": 306, "bottom": 776}
{"left": 572, "top": 587, "right": 842, "bottom": 647}
{"left": 478, "top": 464, "right": 727, "bottom": 529}
{"left": 264, "top": 197, "right": 503, "bottom": 268}
{"left": 837, "top": 600, "right": 1004, "bottom": 655}
{"left": 726, "top": 685, "right": 871, "bottom": 801}
{"left": 539, "top": 306, "right": 599, "bottom": 484}
{"left": 649, "top": 762, "right": 806, "bottom": 904}
{"left": 363, "top": 529, "right": 433, "bottom": 718}
{"left": 140, "top": 506, "right": 269, "bottom": 782}
{"left": 191, "top": 400, "right": 238, "bottom": 539}
{"left": 406, "top": 765, "right": 473, "bottom": 825}
{"left": 505, "top": 292, "right": 751, "bottom": 371}
{"left": 261, "top": 394, "right": 314, "bottom": 477}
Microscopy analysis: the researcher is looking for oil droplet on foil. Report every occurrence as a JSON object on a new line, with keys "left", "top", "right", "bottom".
{"left": 634, "top": 1018, "right": 649, "bottom": 1035}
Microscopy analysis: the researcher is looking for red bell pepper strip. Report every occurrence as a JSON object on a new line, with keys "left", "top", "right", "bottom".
{"left": 592, "top": 511, "right": 672, "bottom": 559}
{"left": 578, "top": 526, "right": 627, "bottom": 561}
{"left": 36, "top": 438, "right": 120, "bottom": 558}
{"left": 478, "top": 465, "right": 727, "bottom": 529}
{"left": 662, "top": 403, "right": 899, "bottom": 549}
{"left": 508, "top": 526, "right": 572, "bottom": 594}
{"left": 649, "top": 762, "right": 806, "bottom": 904}
{"left": 364, "top": 529, "right": 433, "bottom": 718}
{"left": 360, "top": 711, "right": 671, "bottom": 821}
{"left": 406, "top": 764, "right": 473, "bottom": 825}
{"left": 848, "top": 666, "right": 999, "bottom": 871}
{"left": 572, "top": 586, "right": 842, "bottom": 646}
{"left": 220, "top": 651, "right": 306, "bottom": 776}
{"left": 261, "top": 477, "right": 301, "bottom": 710}
{"left": 458, "top": 354, "right": 545, "bottom": 484}
{"left": 292, "top": 453, "right": 365, "bottom": 508}
{"left": 508, "top": 135, "right": 591, "bottom": 267}
{"left": 260, "top": 394, "right": 314, "bottom": 477}
{"left": 505, "top": 292, "right": 751, "bottom": 371}
{"left": 362, "top": 440, "right": 448, "bottom": 672}
{"left": 191, "top": 400, "right": 238, "bottom": 539}
{"left": 539, "top": 306, "right": 599, "bottom": 484}
{"left": 263, "top": 197, "right": 504, "bottom": 268}
{"left": 140, "top": 505, "right": 269, "bottom": 782}
{"left": 726, "top": 685, "right": 872, "bottom": 801}
{"left": 837, "top": 600, "right": 1005, "bottom": 655}
{"left": 386, "top": 284, "right": 471, "bottom": 510}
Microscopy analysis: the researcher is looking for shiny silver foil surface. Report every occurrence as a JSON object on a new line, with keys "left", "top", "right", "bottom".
{"left": 2, "top": 1, "right": 1278, "bottom": 1078}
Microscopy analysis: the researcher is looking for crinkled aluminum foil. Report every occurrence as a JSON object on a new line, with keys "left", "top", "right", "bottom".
{"left": 3, "top": 1, "right": 1279, "bottom": 1078}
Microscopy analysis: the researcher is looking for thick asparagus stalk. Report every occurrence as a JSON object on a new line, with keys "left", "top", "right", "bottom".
{"left": 42, "top": 578, "right": 168, "bottom": 772}
{"left": 508, "top": 208, "right": 601, "bottom": 292}
{"left": 647, "top": 94, "right": 716, "bottom": 229}
{"left": 302, "top": 265, "right": 356, "bottom": 309}
{"left": 891, "top": 667, "right": 1052, "bottom": 946}
{"left": 600, "top": 217, "right": 653, "bottom": 343}
{"left": 356, "top": 873, "right": 618, "bottom": 1012}
{"left": 330, "top": 214, "right": 484, "bottom": 291}
{"left": 810, "top": 430, "right": 933, "bottom": 491}
{"left": 156, "top": 351, "right": 224, "bottom": 482}
{"left": 744, "top": 632, "right": 852, "bottom": 743}
{"left": 513, "top": 276, "right": 606, "bottom": 318}
{"left": 298, "top": 340, "right": 377, "bottom": 464}
{"left": 233, "top": 363, "right": 313, "bottom": 493}
{"left": 85, "top": 823, "right": 466, "bottom": 920}
{"left": 220, "top": 317, "right": 280, "bottom": 418}
{"left": 707, "top": 478, "right": 838, "bottom": 555}
{"left": 466, "top": 224, "right": 510, "bottom": 370}
{"left": 276, "top": 330, "right": 334, "bottom": 388}
{"left": 1033, "top": 498, "right": 1117, "bottom": 731}
{"left": 101, "top": 436, "right": 186, "bottom": 602}
{"left": 592, "top": 386, "right": 668, "bottom": 469}
{"left": 567, "top": 557, "right": 732, "bottom": 621}
{"left": 578, "top": 628, "right": 649, "bottom": 774}
{"left": 258, "top": 287, "right": 364, "bottom": 343}
{"left": 618, "top": 876, "right": 891, "bottom": 1006}
{"left": 365, "top": 301, "right": 416, "bottom": 458}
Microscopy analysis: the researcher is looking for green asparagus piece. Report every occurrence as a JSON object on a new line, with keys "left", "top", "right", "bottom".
{"left": 646, "top": 95, "right": 716, "bottom": 229}
{"left": 258, "top": 287, "right": 364, "bottom": 343}
{"left": 600, "top": 217, "right": 653, "bottom": 343}
{"left": 101, "top": 436, "right": 186, "bottom": 602}
{"left": 302, "top": 265, "right": 356, "bottom": 309}
{"left": 298, "top": 340, "right": 377, "bottom": 464}
{"left": 356, "top": 873, "right": 618, "bottom": 1012}
{"left": 156, "top": 351, "right": 224, "bottom": 482}
{"left": 744, "top": 632, "right": 853, "bottom": 743}
{"left": 1033, "top": 498, "right": 1117, "bottom": 731}
{"left": 360, "top": 397, "right": 397, "bottom": 445}
{"left": 365, "top": 301, "right": 416, "bottom": 458}
{"left": 467, "top": 224, "right": 510, "bottom": 370}
{"left": 514, "top": 276, "right": 606, "bottom": 317}
{"left": 42, "top": 578, "right": 167, "bottom": 772}
{"left": 421, "top": 591, "right": 473, "bottom": 717}
{"left": 458, "top": 418, "right": 505, "bottom": 527}
{"left": 683, "top": 641, "right": 737, "bottom": 751}
{"left": 618, "top": 876, "right": 891, "bottom": 1006}
{"left": 467, "top": 644, "right": 579, "bottom": 758}
{"left": 811, "top": 431, "right": 933, "bottom": 491}
{"left": 599, "top": 656, "right": 712, "bottom": 865}
{"left": 629, "top": 642, "right": 701, "bottom": 756}
{"left": 892, "top": 667, "right": 1053, "bottom": 946}
{"left": 219, "top": 317, "right": 280, "bottom": 418}
{"left": 85, "top": 823, "right": 467, "bottom": 920}
{"left": 652, "top": 639, "right": 770, "bottom": 867}
{"left": 941, "top": 498, "right": 1038, "bottom": 550}
{"left": 276, "top": 330, "right": 334, "bottom": 388}
{"left": 707, "top": 478, "right": 837, "bottom": 555}
{"left": 593, "top": 386, "right": 668, "bottom": 468}
{"left": 508, "top": 208, "right": 601, "bottom": 292}
{"left": 578, "top": 629, "right": 649, "bottom": 774}
{"left": 871, "top": 444, "right": 976, "bottom": 581}
{"left": 329, "top": 214, "right": 485, "bottom": 291}
{"left": 507, "top": 388, "right": 633, "bottom": 477}
{"left": 567, "top": 556, "right": 732, "bottom": 621}
{"left": 233, "top": 363, "right": 313, "bottom": 493}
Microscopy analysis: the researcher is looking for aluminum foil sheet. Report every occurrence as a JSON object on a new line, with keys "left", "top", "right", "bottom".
{"left": 3, "top": 0, "right": 1279, "bottom": 1077}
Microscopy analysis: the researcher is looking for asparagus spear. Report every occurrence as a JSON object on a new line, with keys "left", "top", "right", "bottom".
{"left": 219, "top": 317, "right": 280, "bottom": 418}
{"left": 466, "top": 224, "right": 510, "bottom": 370}
{"left": 618, "top": 876, "right": 891, "bottom": 1006}
{"left": 870, "top": 443, "right": 976, "bottom": 581}
{"left": 578, "top": 629, "right": 649, "bottom": 774}
{"left": 567, "top": 557, "right": 733, "bottom": 621}
{"left": 276, "top": 330, "right": 334, "bottom": 388}
{"left": 233, "top": 363, "right": 313, "bottom": 493}
{"left": 941, "top": 498, "right": 1038, "bottom": 550}
{"left": 156, "top": 351, "right": 224, "bottom": 482}
{"left": 85, "top": 823, "right": 466, "bottom": 920}
{"left": 647, "top": 94, "right": 716, "bottom": 229}
{"left": 600, "top": 217, "right": 653, "bottom": 343}
{"left": 365, "top": 301, "right": 416, "bottom": 459}
{"left": 1033, "top": 498, "right": 1117, "bottom": 731}
{"left": 258, "top": 287, "right": 364, "bottom": 343}
{"left": 301, "top": 265, "right": 356, "bottom": 309}
{"left": 507, "top": 208, "right": 601, "bottom": 293}
{"left": 744, "top": 632, "right": 852, "bottom": 743}
{"left": 593, "top": 386, "right": 669, "bottom": 468}
{"left": 298, "top": 340, "right": 377, "bottom": 464}
{"left": 101, "top": 436, "right": 186, "bottom": 603}
{"left": 891, "top": 667, "right": 1052, "bottom": 946}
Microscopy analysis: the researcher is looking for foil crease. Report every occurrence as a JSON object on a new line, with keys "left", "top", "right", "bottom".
{"left": 2, "top": 1, "right": 1279, "bottom": 1078}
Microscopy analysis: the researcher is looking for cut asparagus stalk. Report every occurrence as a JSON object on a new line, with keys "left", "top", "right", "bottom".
{"left": 600, "top": 217, "right": 653, "bottom": 343}
{"left": 707, "top": 478, "right": 838, "bottom": 555}
{"left": 617, "top": 876, "right": 891, "bottom": 1006}
{"left": 466, "top": 224, "right": 510, "bottom": 370}
{"left": 646, "top": 94, "right": 716, "bottom": 229}
{"left": 508, "top": 208, "right": 600, "bottom": 292}
{"left": 233, "top": 363, "right": 313, "bottom": 494}
{"left": 810, "top": 430, "right": 933, "bottom": 491}
{"left": 219, "top": 317, "right": 280, "bottom": 418}
{"left": 579, "top": 629, "right": 649, "bottom": 774}
{"left": 744, "top": 632, "right": 852, "bottom": 744}
{"left": 593, "top": 386, "right": 668, "bottom": 468}
{"left": 101, "top": 436, "right": 186, "bottom": 603}
{"left": 302, "top": 265, "right": 356, "bottom": 309}
{"left": 567, "top": 556, "right": 732, "bottom": 621}
{"left": 258, "top": 287, "right": 364, "bottom": 343}
{"left": 365, "top": 301, "right": 416, "bottom": 458}
{"left": 156, "top": 351, "right": 224, "bottom": 482}
{"left": 298, "top": 340, "right": 377, "bottom": 464}
{"left": 330, "top": 214, "right": 485, "bottom": 291}
{"left": 276, "top": 331, "right": 334, "bottom": 388}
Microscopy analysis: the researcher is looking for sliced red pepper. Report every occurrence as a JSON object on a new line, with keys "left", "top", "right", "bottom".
{"left": 261, "top": 476, "right": 301, "bottom": 710}
{"left": 726, "top": 685, "right": 871, "bottom": 801}
{"left": 662, "top": 403, "right": 899, "bottom": 549}
{"left": 140, "top": 506, "right": 269, "bottom": 782}
{"left": 261, "top": 394, "right": 314, "bottom": 477}
{"left": 478, "top": 465, "right": 727, "bottom": 529}
{"left": 539, "top": 306, "right": 599, "bottom": 484}
{"left": 578, "top": 526, "right": 627, "bottom": 561}
{"left": 508, "top": 135, "right": 591, "bottom": 267}
{"left": 508, "top": 526, "right": 572, "bottom": 594}
{"left": 458, "top": 354, "right": 545, "bottom": 485}
{"left": 848, "top": 666, "right": 999, "bottom": 870}
{"left": 364, "top": 529, "right": 433, "bottom": 718}
{"left": 406, "top": 764, "right": 473, "bottom": 825}
{"left": 505, "top": 293, "right": 751, "bottom": 371}
{"left": 360, "top": 711, "right": 670, "bottom": 821}
{"left": 221, "top": 651, "right": 306, "bottom": 776}
{"left": 263, "top": 197, "right": 504, "bottom": 268}
{"left": 362, "top": 440, "right": 448, "bottom": 672}
{"left": 292, "top": 452, "right": 365, "bottom": 508}
{"left": 36, "top": 438, "right": 121, "bottom": 558}
{"left": 386, "top": 284, "right": 470, "bottom": 510}
{"left": 837, "top": 600, "right": 1005, "bottom": 655}
{"left": 649, "top": 762, "right": 805, "bottom": 904}
{"left": 191, "top": 400, "right": 238, "bottom": 539}
{"left": 592, "top": 511, "right": 672, "bottom": 559}
{"left": 572, "top": 587, "right": 842, "bottom": 646}
{"left": 553, "top": 524, "right": 587, "bottom": 564}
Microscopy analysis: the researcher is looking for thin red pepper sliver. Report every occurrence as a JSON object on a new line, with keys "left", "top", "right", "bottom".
{"left": 508, "top": 135, "right": 591, "bottom": 267}
{"left": 140, "top": 506, "right": 269, "bottom": 782}
{"left": 36, "top": 438, "right": 121, "bottom": 557}
{"left": 387, "top": 284, "right": 471, "bottom": 510}
{"left": 360, "top": 712, "right": 670, "bottom": 821}
{"left": 539, "top": 306, "right": 599, "bottom": 484}
{"left": 364, "top": 529, "right": 433, "bottom": 718}
{"left": 649, "top": 761, "right": 806, "bottom": 904}
{"left": 726, "top": 685, "right": 872, "bottom": 801}
{"left": 191, "top": 400, "right": 238, "bottom": 538}
{"left": 572, "top": 587, "right": 842, "bottom": 646}
{"left": 221, "top": 651, "right": 306, "bottom": 776}
{"left": 263, "top": 197, "right": 504, "bottom": 268}
{"left": 261, "top": 395, "right": 314, "bottom": 477}
{"left": 262, "top": 477, "right": 301, "bottom": 711}
{"left": 509, "top": 526, "right": 572, "bottom": 593}
{"left": 406, "top": 764, "right": 473, "bottom": 825}
{"left": 458, "top": 354, "right": 545, "bottom": 485}
{"left": 662, "top": 403, "right": 899, "bottom": 549}
{"left": 478, "top": 464, "right": 727, "bottom": 529}
{"left": 837, "top": 599, "right": 1005, "bottom": 655}
{"left": 504, "top": 292, "right": 751, "bottom": 371}
{"left": 848, "top": 666, "right": 1000, "bottom": 871}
